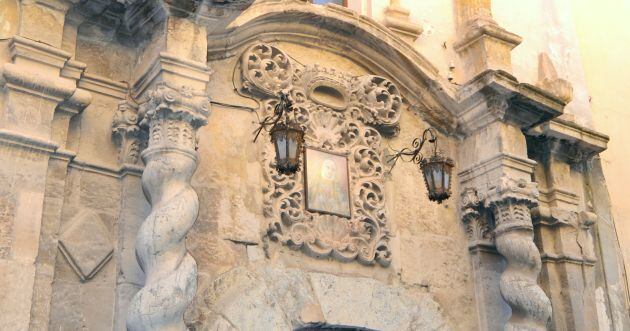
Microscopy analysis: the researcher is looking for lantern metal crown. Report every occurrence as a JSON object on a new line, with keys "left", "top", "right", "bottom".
{"left": 253, "top": 91, "right": 305, "bottom": 175}
{"left": 388, "top": 128, "right": 455, "bottom": 203}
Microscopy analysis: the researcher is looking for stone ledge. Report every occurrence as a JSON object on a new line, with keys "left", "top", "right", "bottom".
{"left": 0, "top": 129, "right": 59, "bottom": 154}
{"left": 527, "top": 117, "right": 609, "bottom": 155}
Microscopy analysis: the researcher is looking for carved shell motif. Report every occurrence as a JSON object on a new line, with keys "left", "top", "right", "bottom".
{"left": 243, "top": 43, "right": 402, "bottom": 267}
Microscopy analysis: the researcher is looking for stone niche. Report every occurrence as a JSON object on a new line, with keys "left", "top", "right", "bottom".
{"left": 241, "top": 43, "right": 402, "bottom": 267}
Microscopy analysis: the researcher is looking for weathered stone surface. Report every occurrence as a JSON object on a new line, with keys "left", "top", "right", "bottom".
{"left": 193, "top": 264, "right": 449, "bottom": 331}
{"left": 0, "top": 1, "right": 628, "bottom": 331}
{"left": 58, "top": 209, "right": 113, "bottom": 281}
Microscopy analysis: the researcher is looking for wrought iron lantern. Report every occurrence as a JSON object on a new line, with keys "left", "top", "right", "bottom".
{"left": 254, "top": 91, "right": 305, "bottom": 175}
{"left": 389, "top": 128, "right": 454, "bottom": 203}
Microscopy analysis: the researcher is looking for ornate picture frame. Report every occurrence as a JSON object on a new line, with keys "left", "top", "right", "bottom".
{"left": 240, "top": 43, "right": 401, "bottom": 266}
{"left": 304, "top": 147, "right": 352, "bottom": 218}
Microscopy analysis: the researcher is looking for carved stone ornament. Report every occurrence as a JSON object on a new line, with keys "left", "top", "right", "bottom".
{"left": 112, "top": 100, "right": 147, "bottom": 165}
{"left": 58, "top": 210, "right": 114, "bottom": 282}
{"left": 241, "top": 43, "right": 403, "bottom": 267}
{"left": 460, "top": 187, "right": 493, "bottom": 248}
{"left": 127, "top": 82, "right": 211, "bottom": 331}
{"left": 484, "top": 176, "right": 553, "bottom": 330}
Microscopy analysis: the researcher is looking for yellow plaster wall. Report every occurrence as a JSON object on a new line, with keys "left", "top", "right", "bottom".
{"left": 572, "top": 0, "right": 630, "bottom": 290}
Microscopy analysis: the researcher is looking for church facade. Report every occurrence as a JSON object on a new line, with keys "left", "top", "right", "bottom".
{"left": 0, "top": 0, "right": 628, "bottom": 330}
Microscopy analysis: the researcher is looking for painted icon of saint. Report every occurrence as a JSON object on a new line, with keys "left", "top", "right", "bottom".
{"left": 307, "top": 157, "right": 350, "bottom": 217}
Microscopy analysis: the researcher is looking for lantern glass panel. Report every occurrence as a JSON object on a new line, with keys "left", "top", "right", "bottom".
{"left": 432, "top": 166, "right": 443, "bottom": 193}
{"left": 276, "top": 135, "right": 287, "bottom": 161}
{"left": 288, "top": 135, "right": 297, "bottom": 159}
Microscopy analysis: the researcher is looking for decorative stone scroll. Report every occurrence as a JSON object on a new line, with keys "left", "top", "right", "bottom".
{"left": 240, "top": 43, "right": 402, "bottom": 266}
{"left": 126, "top": 82, "right": 210, "bottom": 331}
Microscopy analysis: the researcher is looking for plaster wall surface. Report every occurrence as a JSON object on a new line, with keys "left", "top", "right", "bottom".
{"left": 572, "top": 0, "right": 630, "bottom": 305}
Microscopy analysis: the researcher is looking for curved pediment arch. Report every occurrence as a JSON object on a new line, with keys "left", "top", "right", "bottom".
{"left": 206, "top": 0, "right": 458, "bottom": 133}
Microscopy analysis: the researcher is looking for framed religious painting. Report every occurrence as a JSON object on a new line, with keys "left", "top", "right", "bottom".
{"left": 304, "top": 147, "right": 352, "bottom": 218}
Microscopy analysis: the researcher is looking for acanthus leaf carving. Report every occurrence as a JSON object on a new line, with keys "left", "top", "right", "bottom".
{"left": 112, "top": 100, "right": 147, "bottom": 165}
{"left": 243, "top": 43, "right": 401, "bottom": 267}
{"left": 460, "top": 187, "right": 493, "bottom": 247}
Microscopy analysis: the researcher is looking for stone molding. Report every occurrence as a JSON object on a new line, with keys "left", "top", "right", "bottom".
{"left": 382, "top": 0, "right": 423, "bottom": 43}
{"left": 458, "top": 152, "right": 536, "bottom": 187}
{"left": 126, "top": 82, "right": 210, "bottom": 331}
{"left": 133, "top": 52, "right": 212, "bottom": 99}
{"left": 205, "top": 0, "right": 457, "bottom": 132}
{"left": 79, "top": 73, "right": 129, "bottom": 99}
{"left": 241, "top": 43, "right": 398, "bottom": 266}
{"left": 528, "top": 117, "right": 609, "bottom": 164}
{"left": 531, "top": 206, "right": 597, "bottom": 265}
{"left": 456, "top": 70, "right": 565, "bottom": 135}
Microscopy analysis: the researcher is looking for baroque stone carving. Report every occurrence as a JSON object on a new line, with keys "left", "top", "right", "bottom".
{"left": 484, "top": 177, "right": 552, "bottom": 330}
{"left": 126, "top": 82, "right": 210, "bottom": 331}
{"left": 460, "top": 187, "right": 493, "bottom": 249}
{"left": 241, "top": 43, "right": 401, "bottom": 266}
{"left": 112, "top": 100, "right": 147, "bottom": 165}
{"left": 58, "top": 210, "right": 114, "bottom": 282}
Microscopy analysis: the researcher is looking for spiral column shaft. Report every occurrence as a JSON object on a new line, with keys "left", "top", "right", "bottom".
{"left": 485, "top": 177, "right": 552, "bottom": 331}
{"left": 127, "top": 83, "right": 210, "bottom": 331}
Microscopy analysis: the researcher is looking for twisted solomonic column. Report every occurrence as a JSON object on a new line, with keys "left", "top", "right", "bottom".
{"left": 127, "top": 83, "right": 210, "bottom": 331}
{"left": 485, "top": 177, "right": 552, "bottom": 331}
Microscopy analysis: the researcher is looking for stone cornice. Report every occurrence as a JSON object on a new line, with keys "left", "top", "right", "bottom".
{"left": 79, "top": 73, "right": 128, "bottom": 99}
{"left": 458, "top": 152, "right": 536, "bottom": 186}
{"left": 1, "top": 63, "right": 75, "bottom": 101}
{"left": 456, "top": 70, "right": 565, "bottom": 135}
{"left": 9, "top": 36, "right": 71, "bottom": 68}
{"left": 453, "top": 21, "right": 522, "bottom": 53}
{"left": 204, "top": 0, "right": 458, "bottom": 133}
{"left": 0, "top": 129, "right": 59, "bottom": 154}
{"left": 527, "top": 117, "right": 609, "bottom": 158}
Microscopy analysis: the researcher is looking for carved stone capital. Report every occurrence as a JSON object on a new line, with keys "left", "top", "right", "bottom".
{"left": 138, "top": 83, "right": 211, "bottom": 154}
{"left": 113, "top": 100, "right": 147, "bottom": 165}
{"left": 461, "top": 187, "right": 494, "bottom": 250}
{"left": 484, "top": 176, "right": 538, "bottom": 210}
{"left": 140, "top": 83, "right": 210, "bottom": 129}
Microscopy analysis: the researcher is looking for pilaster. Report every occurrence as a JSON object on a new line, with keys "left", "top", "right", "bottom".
{"left": 457, "top": 70, "right": 565, "bottom": 330}
{"left": 527, "top": 117, "right": 622, "bottom": 331}
{"left": 453, "top": 0, "right": 522, "bottom": 83}
{"left": 0, "top": 3, "right": 92, "bottom": 327}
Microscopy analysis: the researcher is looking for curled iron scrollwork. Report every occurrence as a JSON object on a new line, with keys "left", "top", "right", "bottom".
{"left": 242, "top": 43, "right": 402, "bottom": 266}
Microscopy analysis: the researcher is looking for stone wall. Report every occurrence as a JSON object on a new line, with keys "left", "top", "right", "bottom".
{"left": 0, "top": 1, "right": 627, "bottom": 330}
